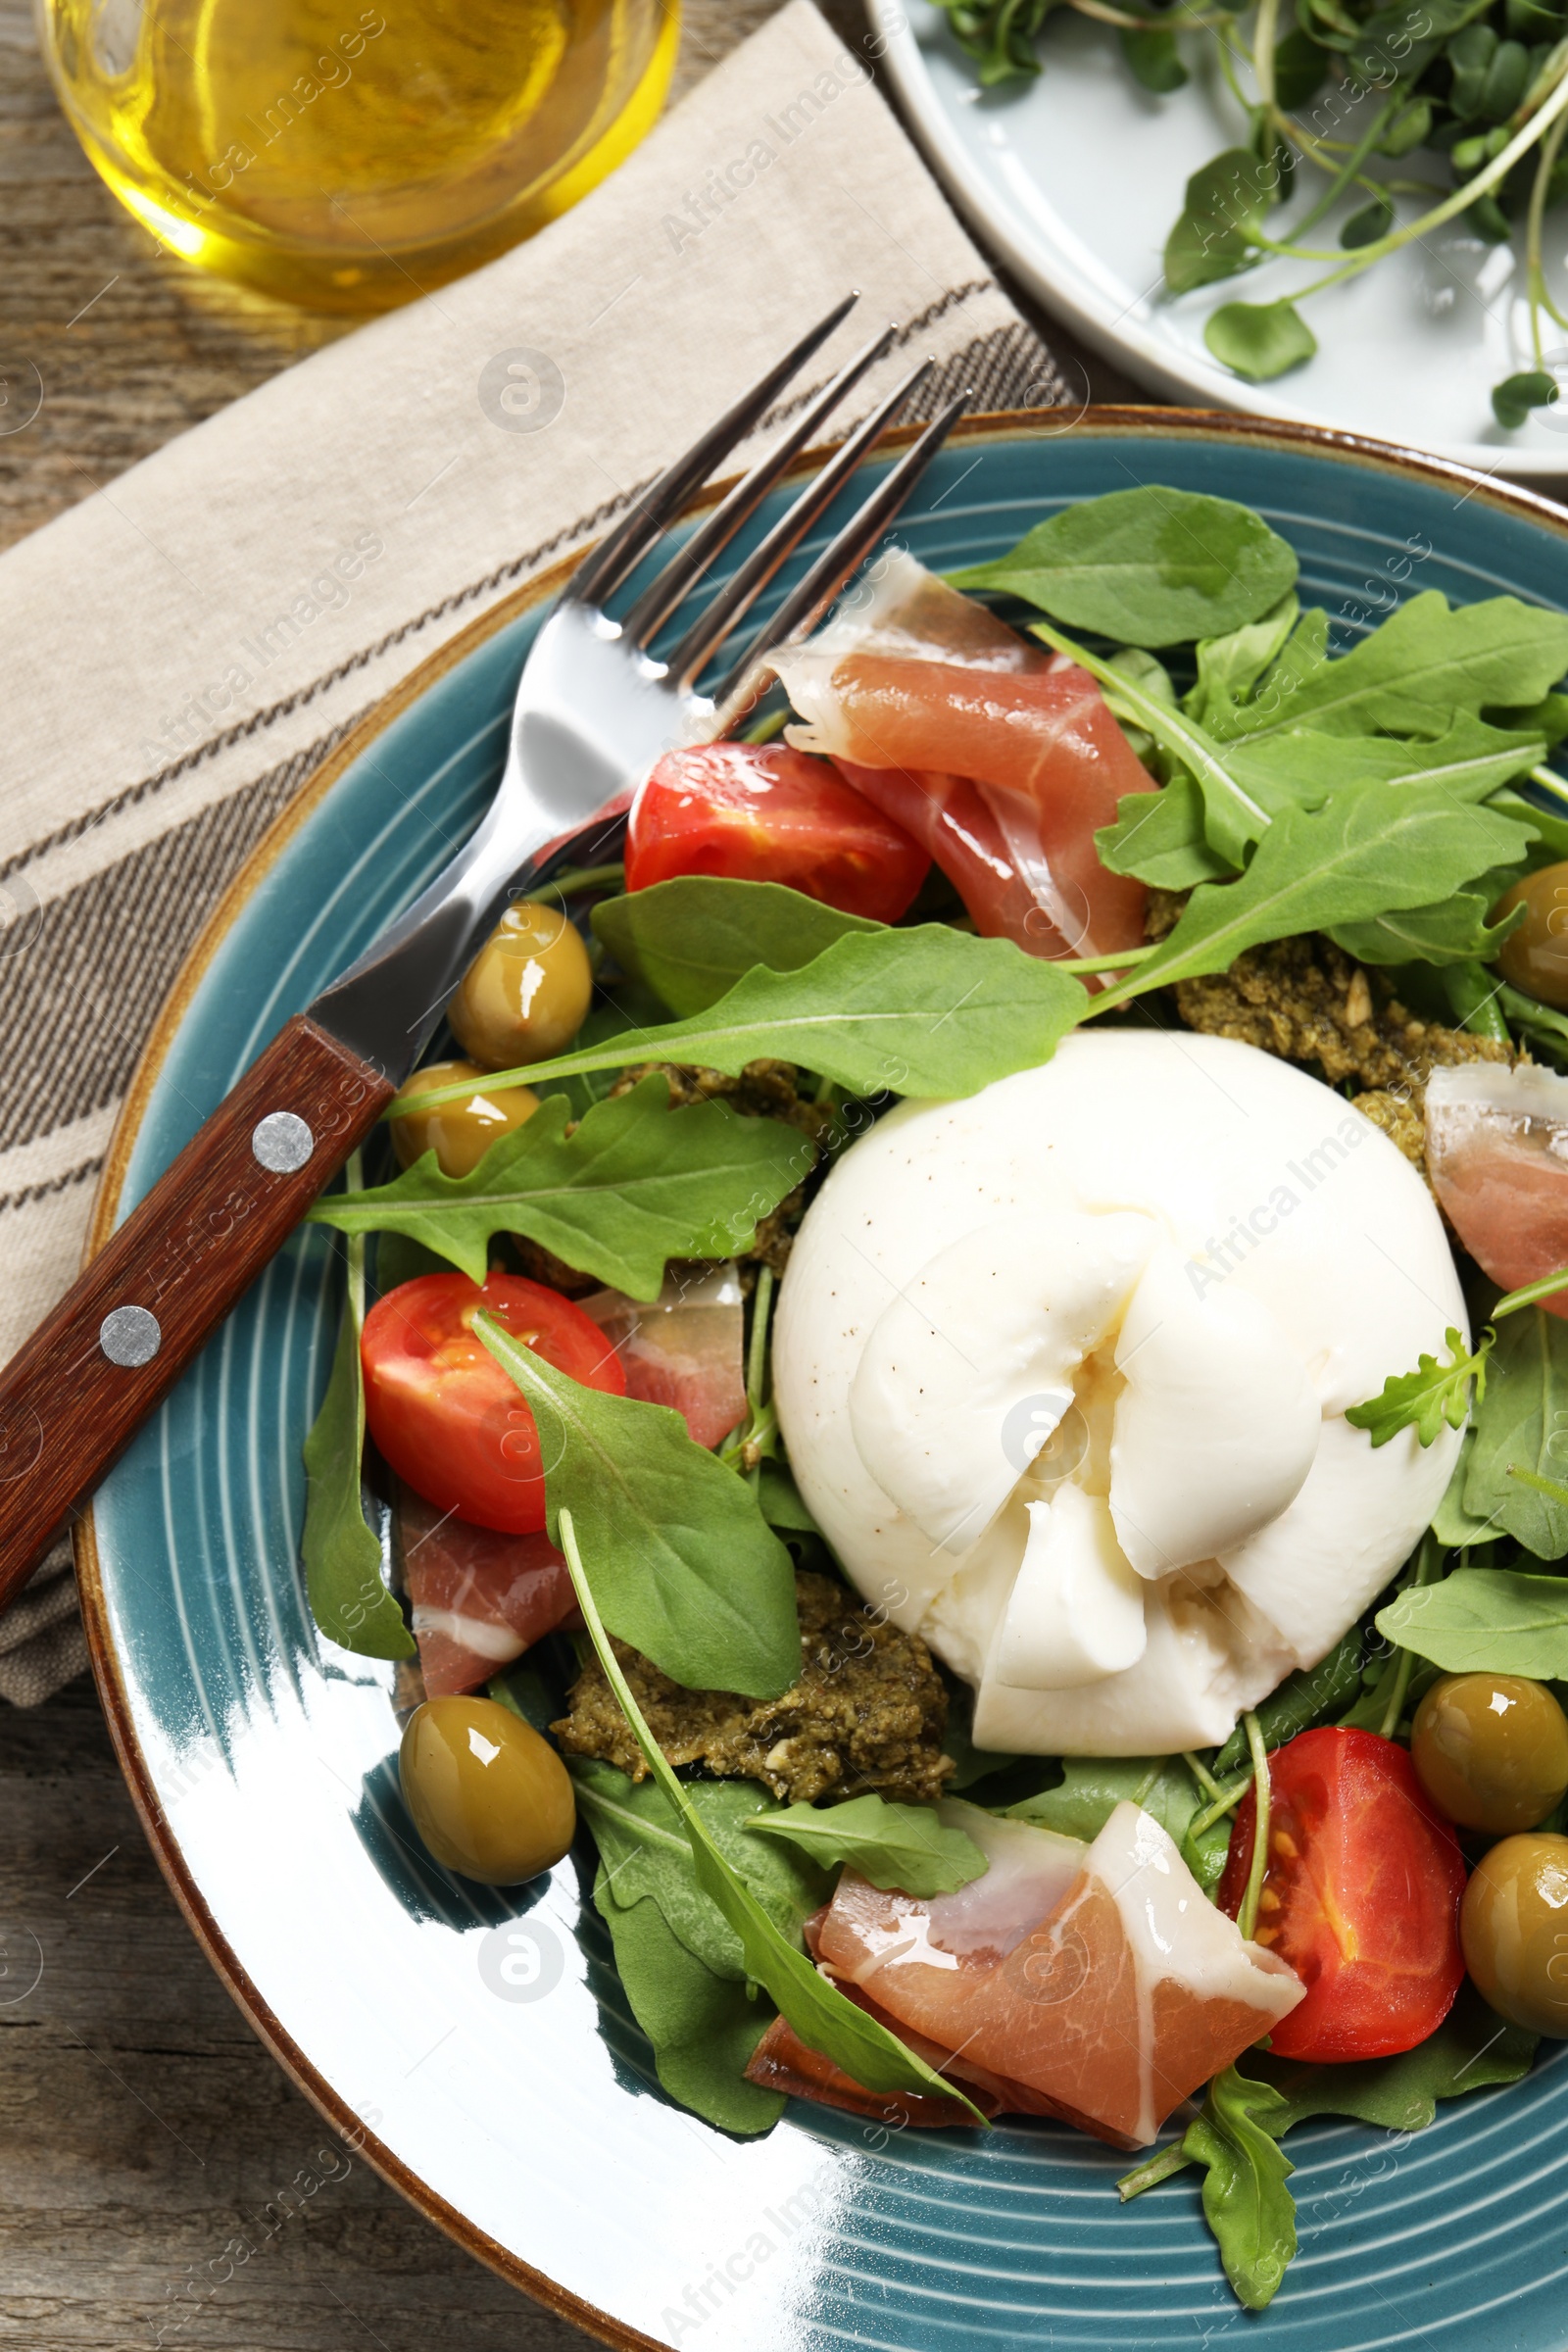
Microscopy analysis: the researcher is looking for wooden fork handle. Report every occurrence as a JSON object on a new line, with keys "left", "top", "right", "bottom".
{"left": 0, "top": 1014, "right": 395, "bottom": 1603}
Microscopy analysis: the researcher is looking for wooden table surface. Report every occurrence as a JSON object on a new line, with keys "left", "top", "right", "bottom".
{"left": 0, "top": 5, "right": 1152, "bottom": 2348}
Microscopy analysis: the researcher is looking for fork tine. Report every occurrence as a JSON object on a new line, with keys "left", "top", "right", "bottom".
{"left": 703, "top": 390, "right": 973, "bottom": 709}
{"left": 619, "top": 321, "right": 899, "bottom": 651}
{"left": 561, "top": 293, "right": 860, "bottom": 612}
{"left": 665, "top": 357, "right": 935, "bottom": 689}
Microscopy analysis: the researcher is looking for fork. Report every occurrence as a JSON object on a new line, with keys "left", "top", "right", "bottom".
{"left": 0, "top": 295, "right": 970, "bottom": 1598}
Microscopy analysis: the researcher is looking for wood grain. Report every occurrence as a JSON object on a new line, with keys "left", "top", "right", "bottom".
{"left": 0, "top": 1015, "right": 393, "bottom": 1598}
{"left": 0, "top": 1678, "right": 592, "bottom": 2350}
{"left": 0, "top": 2, "right": 1134, "bottom": 2343}
{"left": 0, "top": 0, "right": 1138, "bottom": 558}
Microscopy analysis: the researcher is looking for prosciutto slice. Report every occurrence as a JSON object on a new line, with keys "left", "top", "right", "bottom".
{"left": 397, "top": 1485, "right": 576, "bottom": 1697}
{"left": 755, "top": 1799, "right": 1301, "bottom": 2148}
{"left": 1426, "top": 1062, "right": 1568, "bottom": 1317}
{"left": 578, "top": 1263, "right": 747, "bottom": 1448}
{"left": 773, "top": 553, "right": 1150, "bottom": 965}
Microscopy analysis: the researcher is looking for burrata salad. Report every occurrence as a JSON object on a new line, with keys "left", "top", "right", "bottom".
{"left": 301, "top": 483, "right": 1568, "bottom": 2309}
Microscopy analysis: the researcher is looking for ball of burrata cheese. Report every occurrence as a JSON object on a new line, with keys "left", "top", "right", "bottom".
{"left": 772, "top": 1032, "right": 1464, "bottom": 1756}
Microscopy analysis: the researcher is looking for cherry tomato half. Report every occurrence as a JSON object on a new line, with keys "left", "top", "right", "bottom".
{"left": 626, "top": 742, "right": 929, "bottom": 923}
{"left": 361, "top": 1273, "right": 623, "bottom": 1534}
{"left": 1217, "top": 1726, "right": 1466, "bottom": 2062}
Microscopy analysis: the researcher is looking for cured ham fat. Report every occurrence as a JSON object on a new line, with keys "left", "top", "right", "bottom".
{"left": 578, "top": 1263, "right": 747, "bottom": 1448}
{"left": 1425, "top": 1062, "right": 1568, "bottom": 1318}
{"left": 397, "top": 1485, "right": 577, "bottom": 1697}
{"left": 773, "top": 553, "right": 1149, "bottom": 966}
{"left": 753, "top": 1799, "right": 1301, "bottom": 2146}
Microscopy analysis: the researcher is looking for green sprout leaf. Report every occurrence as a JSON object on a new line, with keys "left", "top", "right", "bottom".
{"left": 1164, "top": 150, "right": 1275, "bottom": 293}
{"left": 1203, "top": 299, "right": 1318, "bottom": 383}
{"left": 1493, "top": 371, "right": 1560, "bottom": 430}
{"left": 310, "top": 1074, "right": 810, "bottom": 1299}
{"left": 1120, "top": 23, "right": 1188, "bottom": 88}
{"left": 1341, "top": 192, "right": 1394, "bottom": 248}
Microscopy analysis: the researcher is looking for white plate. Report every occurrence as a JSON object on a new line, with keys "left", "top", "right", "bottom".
{"left": 872, "top": 0, "right": 1568, "bottom": 475}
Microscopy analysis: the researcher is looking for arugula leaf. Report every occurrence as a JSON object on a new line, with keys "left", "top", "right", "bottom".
{"left": 1183, "top": 2070, "right": 1297, "bottom": 2311}
{"left": 301, "top": 1207, "right": 413, "bottom": 1661}
{"left": 747, "top": 1792, "right": 989, "bottom": 1895}
{"left": 1347, "top": 1327, "right": 1492, "bottom": 1448}
{"left": 1221, "top": 590, "right": 1568, "bottom": 742}
{"left": 574, "top": 1760, "right": 819, "bottom": 2132}
{"left": 556, "top": 1507, "right": 988, "bottom": 2122}
{"left": 1491, "top": 783, "right": 1568, "bottom": 863}
{"left": 476, "top": 1315, "right": 801, "bottom": 1697}
{"left": 402, "top": 929, "right": 1091, "bottom": 1109}
{"left": 951, "top": 483, "right": 1298, "bottom": 648}
{"left": 1006, "top": 1755, "right": 1199, "bottom": 1845}
{"left": 541, "top": 984, "right": 672, "bottom": 1120}
{"left": 1186, "top": 593, "right": 1299, "bottom": 727}
{"left": 588, "top": 1880, "right": 783, "bottom": 2135}
{"left": 1329, "top": 886, "right": 1527, "bottom": 968}
{"left": 1228, "top": 715, "right": 1544, "bottom": 811}
{"left": 1431, "top": 1433, "right": 1505, "bottom": 1545}
{"left": 1498, "top": 979, "right": 1568, "bottom": 1064}
{"left": 1181, "top": 1812, "right": 1235, "bottom": 1897}
{"left": 1121, "top": 1987, "right": 1538, "bottom": 2274}
{"left": 1095, "top": 777, "right": 1237, "bottom": 891}
{"left": 574, "top": 1760, "right": 828, "bottom": 1969}
{"left": 1248, "top": 1986, "right": 1537, "bottom": 2130}
{"left": 1465, "top": 1306, "right": 1568, "bottom": 1556}
{"left": 1211, "top": 1629, "right": 1364, "bottom": 1774}
{"left": 310, "top": 1076, "right": 808, "bottom": 1300}
{"left": 1032, "top": 619, "right": 1269, "bottom": 866}
{"left": 1090, "top": 781, "right": 1535, "bottom": 1012}
{"left": 593, "top": 878, "right": 879, "bottom": 1017}
{"left": 1376, "top": 1568, "right": 1568, "bottom": 1673}
{"left": 756, "top": 1458, "right": 819, "bottom": 1534}
{"left": 1163, "top": 151, "right": 1274, "bottom": 294}
{"left": 1210, "top": 606, "right": 1329, "bottom": 740}
{"left": 1100, "top": 722, "right": 1540, "bottom": 909}
{"left": 941, "top": 1687, "right": 1025, "bottom": 1792}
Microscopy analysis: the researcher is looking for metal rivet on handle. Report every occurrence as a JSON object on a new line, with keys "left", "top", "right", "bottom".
{"left": 100, "top": 1305, "right": 162, "bottom": 1367}
{"left": 251, "top": 1111, "right": 315, "bottom": 1173}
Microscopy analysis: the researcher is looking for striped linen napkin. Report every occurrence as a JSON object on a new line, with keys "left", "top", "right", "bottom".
{"left": 0, "top": 0, "right": 1063, "bottom": 1700}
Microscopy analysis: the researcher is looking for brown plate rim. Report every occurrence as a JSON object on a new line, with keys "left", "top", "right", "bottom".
{"left": 71, "top": 401, "right": 1568, "bottom": 2340}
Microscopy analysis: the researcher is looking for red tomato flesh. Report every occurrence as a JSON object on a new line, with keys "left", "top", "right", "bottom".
{"left": 1217, "top": 1726, "right": 1466, "bottom": 2062}
{"left": 625, "top": 741, "right": 929, "bottom": 923}
{"left": 361, "top": 1273, "right": 623, "bottom": 1535}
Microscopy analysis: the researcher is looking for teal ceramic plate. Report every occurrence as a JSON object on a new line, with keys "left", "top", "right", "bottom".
{"left": 81, "top": 411, "right": 1568, "bottom": 2352}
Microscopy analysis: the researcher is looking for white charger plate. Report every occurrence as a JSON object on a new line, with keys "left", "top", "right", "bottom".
{"left": 870, "top": 0, "right": 1568, "bottom": 476}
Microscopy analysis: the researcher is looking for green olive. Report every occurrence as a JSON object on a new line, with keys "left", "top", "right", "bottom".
{"left": 449, "top": 903, "right": 593, "bottom": 1071}
{"left": 389, "top": 1058, "right": 539, "bottom": 1177}
{"left": 1461, "top": 1831, "right": 1568, "bottom": 2037}
{"left": 399, "top": 1696, "right": 575, "bottom": 1885}
{"left": 1411, "top": 1673, "right": 1568, "bottom": 1834}
{"left": 1493, "top": 860, "right": 1568, "bottom": 1009}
